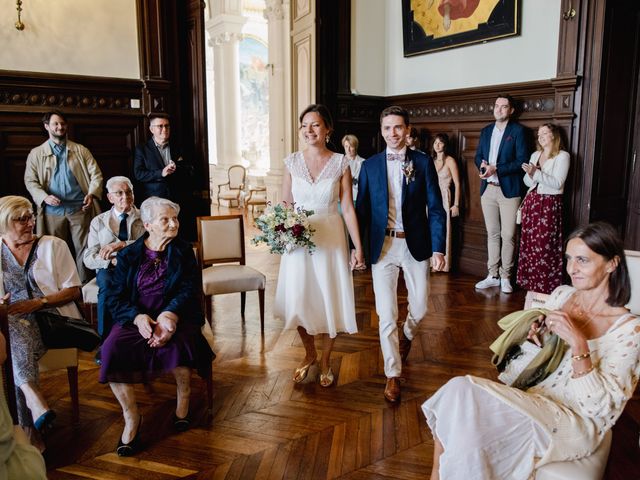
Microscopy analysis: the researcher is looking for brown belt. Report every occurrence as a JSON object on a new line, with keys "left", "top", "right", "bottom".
{"left": 385, "top": 229, "right": 406, "bottom": 238}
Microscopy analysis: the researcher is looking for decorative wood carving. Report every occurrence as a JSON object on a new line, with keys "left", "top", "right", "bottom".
{"left": 0, "top": 71, "right": 142, "bottom": 114}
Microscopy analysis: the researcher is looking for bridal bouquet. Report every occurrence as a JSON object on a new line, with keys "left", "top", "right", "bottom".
{"left": 252, "top": 203, "right": 316, "bottom": 254}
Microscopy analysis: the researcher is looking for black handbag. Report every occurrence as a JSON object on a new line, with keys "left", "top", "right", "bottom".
{"left": 24, "top": 237, "right": 100, "bottom": 352}
{"left": 34, "top": 311, "right": 100, "bottom": 352}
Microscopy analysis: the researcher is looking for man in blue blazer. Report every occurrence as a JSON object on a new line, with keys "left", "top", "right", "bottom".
{"left": 474, "top": 94, "right": 529, "bottom": 294}
{"left": 356, "top": 106, "right": 446, "bottom": 402}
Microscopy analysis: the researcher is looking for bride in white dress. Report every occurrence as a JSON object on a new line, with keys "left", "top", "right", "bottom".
{"left": 274, "top": 104, "right": 365, "bottom": 388}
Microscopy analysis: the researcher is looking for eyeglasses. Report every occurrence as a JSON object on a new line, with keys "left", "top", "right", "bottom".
{"left": 12, "top": 213, "right": 35, "bottom": 225}
{"left": 151, "top": 124, "right": 170, "bottom": 130}
{"left": 109, "top": 189, "right": 133, "bottom": 197}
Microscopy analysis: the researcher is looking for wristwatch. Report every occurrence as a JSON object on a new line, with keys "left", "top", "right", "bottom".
{"left": 40, "top": 297, "right": 49, "bottom": 308}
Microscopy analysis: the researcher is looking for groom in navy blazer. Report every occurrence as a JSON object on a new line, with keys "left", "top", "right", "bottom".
{"left": 356, "top": 106, "right": 446, "bottom": 402}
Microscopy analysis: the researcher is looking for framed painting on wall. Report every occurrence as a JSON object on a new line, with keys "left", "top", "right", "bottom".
{"left": 402, "top": 0, "right": 521, "bottom": 56}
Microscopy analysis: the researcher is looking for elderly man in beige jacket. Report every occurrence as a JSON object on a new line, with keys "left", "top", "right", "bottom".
{"left": 24, "top": 110, "right": 103, "bottom": 283}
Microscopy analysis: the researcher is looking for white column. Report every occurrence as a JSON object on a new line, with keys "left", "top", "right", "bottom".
{"left": 262, "top": 0, "right": 291, "bottom": 205}
{"left": 206, "top": 8, "right": 246, "bottom": 205}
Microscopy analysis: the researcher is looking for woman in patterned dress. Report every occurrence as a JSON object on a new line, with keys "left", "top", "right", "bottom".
{"left": 0, "top": 195, "right": 83, "bottom": 451}
{"left": 517, "top": 124, "right": 570, "bottom": 304}
{"left": 275, "top": 104, "right": 365, "bottom": 388}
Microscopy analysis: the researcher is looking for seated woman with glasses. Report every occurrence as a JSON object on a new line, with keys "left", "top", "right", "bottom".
{"left": 0, "top": 195, "right": 83, "bottom": 452}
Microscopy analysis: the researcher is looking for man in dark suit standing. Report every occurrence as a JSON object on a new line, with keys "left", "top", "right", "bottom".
{"left": 134, "top": 113, "right": 195, "bottom": 237}
{"left": 134, "top": 113, "right": 193, "bottom": 204}
{"left": 356, "top": 106, "right": 446, "bottom": 402}
{"left": 474, "top": 94, "right": 529, "bottom": 294}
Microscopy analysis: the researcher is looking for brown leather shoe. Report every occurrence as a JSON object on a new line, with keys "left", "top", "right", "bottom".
{"left": 399, "top": 328, "right": 412, "bottom": 364}
{"left": 384, "top": 377, "right": 401, "bottom": 402}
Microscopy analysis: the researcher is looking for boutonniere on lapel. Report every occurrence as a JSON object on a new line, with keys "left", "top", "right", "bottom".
{"left": 401, "top": 158, "right": 415, "bottom": 185}
{"left": 505, "top": 135, "right": 513, "bottom": 142}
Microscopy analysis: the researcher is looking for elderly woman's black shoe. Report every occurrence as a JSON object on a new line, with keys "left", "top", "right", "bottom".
{"left": 173, "top": 413, "right": 191, "bottom": 432}
{"left": 116, "top": 416, "right": 142, "bottom": 457}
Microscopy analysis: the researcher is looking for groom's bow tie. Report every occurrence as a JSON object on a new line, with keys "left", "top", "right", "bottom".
{"left": 387, "top": 153, "right": 405, "bottom": 162}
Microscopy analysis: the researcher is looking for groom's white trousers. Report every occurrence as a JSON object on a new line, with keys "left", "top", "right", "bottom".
{"left": 371, "top": 236, "right": 429, "bottom": 378}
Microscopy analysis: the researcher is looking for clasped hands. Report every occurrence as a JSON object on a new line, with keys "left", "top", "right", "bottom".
{"left": 478, "top": 160, "right": 496, "bottom": 179}
{"left": 134, "top": 311, "right": 178, "bottom": 347}
{"left": 526, "top": 311, "right": 587, "bottom": 349}
{"left": 349, "top": 249, "right": 366, "bottom": 271}
{"left": 521, "top": 162, "right": 538, "bottom": 177}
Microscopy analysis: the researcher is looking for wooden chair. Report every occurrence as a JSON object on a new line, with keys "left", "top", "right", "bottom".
{"left": 196, "top": 215, "right": 266, "bottom": 333}
{"left": 0, "top": 300, "right": 80, "bottom": 425}
{"left": 216, "top": 165, "right": 246, "bottom": 207}
{"left": 244, "top": 185, "right": 268, "bottom": 214}
{"left": 191, "top": 245, "right": 215, "bottom": 418}
{"left": 533, "top": 249, "right": 640, "bottom": 480}
{"left": 0, "top": 301, "right": 18, "bottom": 423}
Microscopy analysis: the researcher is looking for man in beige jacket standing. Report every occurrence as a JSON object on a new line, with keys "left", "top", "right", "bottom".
{"left": 24, "top": 110, "right": 103, "bottom": 283}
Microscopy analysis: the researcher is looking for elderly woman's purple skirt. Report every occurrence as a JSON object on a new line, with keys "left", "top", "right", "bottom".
{"left": 99, "top": 246, "right": 207, "bottom": 384}
{"left": 99, "top": 322, "right": 202, "bottom": 384}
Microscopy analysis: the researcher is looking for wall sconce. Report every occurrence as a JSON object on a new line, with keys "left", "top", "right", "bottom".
{"left": 563, "top": 0, "right": 576, "bottom": 21}
{"left": 15, "top": 0, "right": 25, "bottom": 31}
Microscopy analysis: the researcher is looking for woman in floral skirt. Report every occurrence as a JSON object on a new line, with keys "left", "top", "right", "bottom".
{"left": 516, "top": 123, "right": 570, "bottom": 304}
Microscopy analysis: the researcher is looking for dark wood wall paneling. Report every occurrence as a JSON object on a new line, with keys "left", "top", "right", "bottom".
{"left": 0, "top": 0, "right": 209, "bottom": 241}
{"left": 0, "top": 72, "right": 144, "bottom": 207}
{"left": 317, "top": 0, "right": 640, "bottom": 271}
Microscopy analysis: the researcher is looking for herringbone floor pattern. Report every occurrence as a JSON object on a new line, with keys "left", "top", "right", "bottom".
{"left": 40, "top": 211, "right": 639, "bottom": 479}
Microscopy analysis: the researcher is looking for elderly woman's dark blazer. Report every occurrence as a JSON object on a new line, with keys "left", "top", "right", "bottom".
{"left": 106, "top": 234, "right": 204, "bottom": 326}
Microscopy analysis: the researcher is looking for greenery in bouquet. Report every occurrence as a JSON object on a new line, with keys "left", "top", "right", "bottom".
{"left": 252, "top": 203, "right": 316, "bottom": 254}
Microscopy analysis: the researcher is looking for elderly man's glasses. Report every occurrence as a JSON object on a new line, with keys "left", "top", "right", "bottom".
{"left": 151, "top": 124, "right": 170, "bottom": 130}
{"left": 12, "top": 213, "right": 35, "bottom": 225}
{"left": 110, "top": 189, "right": 133, "bottom": 197}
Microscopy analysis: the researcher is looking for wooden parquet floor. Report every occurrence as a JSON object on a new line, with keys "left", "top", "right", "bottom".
{"left": 41, "top": 210, "right": 640, "bottom": 479}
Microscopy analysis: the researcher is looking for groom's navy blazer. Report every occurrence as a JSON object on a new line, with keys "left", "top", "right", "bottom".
{"left": 474, "top": 120, "right": 529, "bottom": 198}
{"left": 356, "top": 149, "right": 447, "bottom": 265}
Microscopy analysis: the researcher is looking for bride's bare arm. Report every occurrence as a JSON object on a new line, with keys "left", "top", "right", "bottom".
{"left": 281, "top": 170, "right": 294, "bottom": 204}
{"left": 340, "top": 169, "right": 364, "bottom": 267}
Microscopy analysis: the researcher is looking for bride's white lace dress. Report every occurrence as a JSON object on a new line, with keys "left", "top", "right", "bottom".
{"left": 274, "top": 151, "right": 358, "bottom": 337}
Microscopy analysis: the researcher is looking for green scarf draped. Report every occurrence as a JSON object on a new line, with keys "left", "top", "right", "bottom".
{"left": 490, "top": 308, "right": 567, "bottom": 390}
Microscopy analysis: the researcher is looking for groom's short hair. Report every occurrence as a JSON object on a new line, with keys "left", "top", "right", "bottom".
{"left": 380, "top": 106, "right": 409, "bottom": 126}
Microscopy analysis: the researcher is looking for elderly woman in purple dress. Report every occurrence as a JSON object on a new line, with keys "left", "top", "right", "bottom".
{"left": 100, "top": 197, "right": 209, "bottom": 457}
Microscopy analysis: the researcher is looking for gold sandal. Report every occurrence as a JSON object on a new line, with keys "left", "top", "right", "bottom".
{"left": 319, "top": 367, "right": 334, "bottom": 388}
{"left": 293, "top": 359, "right": 316, "bottom": 383}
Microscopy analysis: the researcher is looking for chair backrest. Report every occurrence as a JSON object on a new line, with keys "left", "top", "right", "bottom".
{"left": 197, "top": 215, "right": 246, "bottom": 267}
{"left": 228, "top": 165, "right": 246, "bottom": 189}
{"left": 625, "top": 249, "right": 640, "bottom": 315}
